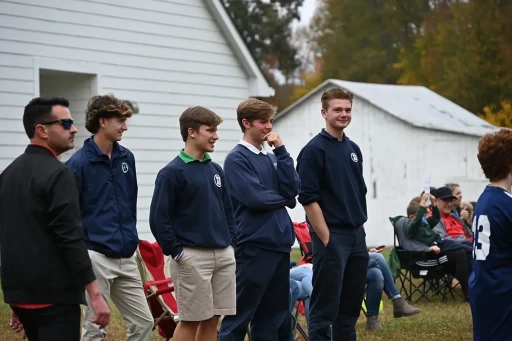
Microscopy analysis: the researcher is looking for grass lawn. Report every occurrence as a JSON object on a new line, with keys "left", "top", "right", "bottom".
{"left": 0, "top": 248, "right": 473, "bottom": 340}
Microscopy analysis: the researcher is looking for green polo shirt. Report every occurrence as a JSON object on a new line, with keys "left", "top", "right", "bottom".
{"left": 178, "top": 149, "right": 211, "bottom": 163}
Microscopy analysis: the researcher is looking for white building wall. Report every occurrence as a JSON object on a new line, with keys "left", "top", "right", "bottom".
{"left": 0, "top": 0, "right": 252, "bottom": 240}
{"left": 39, "top": 71, "right": 95, "bottom": 162}
{"left": 0, "top": 53, "right": 34, "bottom": 170}
{"left": 274, "top": 87, "right": 488, "bottom": 246}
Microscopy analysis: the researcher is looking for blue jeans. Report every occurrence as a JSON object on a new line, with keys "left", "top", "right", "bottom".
{"left": 366, "top": 252, "right": 400, "bottom": 316}
{"left": 290, "top": 266, "right": 312, "bottom": 327}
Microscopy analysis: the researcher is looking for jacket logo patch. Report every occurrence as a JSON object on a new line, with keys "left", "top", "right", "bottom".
{"left": 121, "top": 162, "right": 129, "bottom": 173}
{"left": 350, "top": 153, "right": 358, "bottom": 163}
{"left": 214, "top": 174, "right": 221, "bottom": 187}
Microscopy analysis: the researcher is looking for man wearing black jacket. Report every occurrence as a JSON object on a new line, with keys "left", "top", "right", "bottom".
{"left": 0, "top": 97, "right": 110, "bottom": 341}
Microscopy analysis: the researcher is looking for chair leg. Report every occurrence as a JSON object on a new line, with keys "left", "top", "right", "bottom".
{"left": 296, "top": 322, "right": 308, "bottom": 340}
{"left": 291, "top": 313, "right": 308, "bottom": 340}
{"left": 396, "top": 270, "right": 413, "bottom": 301}
{"left": 362, "top": 298, "right": 368, "bottom": 317}
{"left": 291, "top": 300, "right": 308, "bottom": 341}
{"left": 404, "top": 272, "right": 424, "bottom": 303}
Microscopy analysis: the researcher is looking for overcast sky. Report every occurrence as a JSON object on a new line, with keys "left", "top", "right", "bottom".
{"left": 271, "top": 0, "right": 318, "bottom": 83}
{"left": 293, "top": 0, "right": 317, "bottom": 29}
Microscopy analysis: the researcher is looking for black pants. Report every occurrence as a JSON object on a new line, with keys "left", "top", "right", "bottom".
{"left": 218, "top": 245, "right": 291, "bottom": 341}
{"left": 442, "top": 248, "right": 471, "bottom": 300}
{"left": 308, "top": 227, "right": 369, "bottom": 341}
{"left": 10, "top": 304, "right": 81, "bottom": 341}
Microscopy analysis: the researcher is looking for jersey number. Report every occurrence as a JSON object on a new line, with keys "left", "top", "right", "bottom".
{"left": 473, "top": 215, "right": 490, "bottom": 261}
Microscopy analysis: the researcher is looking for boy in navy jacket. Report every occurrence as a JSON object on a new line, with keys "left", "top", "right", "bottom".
{"left": 66, "top": 94, "right": 153, "bottom": 341}
{"left": 296, "top": 88, "right": 369, "bottom": 341}
{"left": 218, "top": 99, "right": 300, "bottom": 341}
{"left": 150, "top": 106, "right": 237, "bottom": 341}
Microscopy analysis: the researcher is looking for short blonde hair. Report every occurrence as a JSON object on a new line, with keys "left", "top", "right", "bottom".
{"left": 236, "top": 99, "right": 277, "bottom": 132}
{"left": 321, "top": 88, "right": 354, "bottom": 110}
{"left": 444, "top": 183, "right": 460, "bottom": 192}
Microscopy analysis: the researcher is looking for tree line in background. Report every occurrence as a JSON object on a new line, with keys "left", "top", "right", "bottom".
{"left": 222, "top": 0, "right": 512, "bottom": 127}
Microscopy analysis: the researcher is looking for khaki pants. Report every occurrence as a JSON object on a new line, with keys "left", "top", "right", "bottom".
{"left": 82, "top": 250, "right": 154, "bottom": 341}
{"left": 169, "top": 246, "right": 236, "bottom": 321}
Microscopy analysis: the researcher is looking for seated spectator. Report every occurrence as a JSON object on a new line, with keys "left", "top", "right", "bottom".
{"left": 289, "top": 257, "right": 420, "bottom": 332}
{"left": 452, "top": 200, "right": 473, "bottom": 289}
{"left": 460, "top": 201, "right": 474, "bottom": 227}
{"left": 433, "top": 186, "right": 473, "bottom": 243}
{"left": 289, "top": 279, "right": 300, "bottom": 309}
{"left": 366, "top": 251, "right": 420, "bottom": 330}
{"left": 407, "top": 192, "right": 441, "bottom": 241}
{"left": 289, "top": 263, "right": 312, "bottom": 328}
{"left": 445, "top": 183, "right": 463, "bottom": 217}
{"left": 395, "top": 192, "right": 472, "bottom": 301}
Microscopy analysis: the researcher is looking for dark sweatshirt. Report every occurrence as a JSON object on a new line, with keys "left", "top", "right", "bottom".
{"left": 149, "top": 150, "right": 236, "bottom": 259}
{"left": 404, "top": 206, "right": 441, "bottom": 246}
{"left": 223, "top": 144, "right": 300, "bottom": 252}
{"left": 296, "top": 129, "right": 367, "bottom": 230}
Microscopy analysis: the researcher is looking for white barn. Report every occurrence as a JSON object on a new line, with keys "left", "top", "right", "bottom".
{"left": 0, "top": 0, "right": 273, "bottom": 241}
{"left": 273, "top": 79, "right": 498, "bottom": 247}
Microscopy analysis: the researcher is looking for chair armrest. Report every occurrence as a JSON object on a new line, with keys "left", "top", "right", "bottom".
{"left": 144, "top": 278, "right": 173, "bottom": 293}
{"left": 155, "top": 286, "right": 175, "bottom": 296}
{"left": 395, "top": 248, "right": 432, "bottom": 265}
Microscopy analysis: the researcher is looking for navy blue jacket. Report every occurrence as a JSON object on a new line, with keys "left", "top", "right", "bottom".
{"left": 149, "top": 150, "right": 237, "bottom": 259}
{"left": 223, "top": 144, "right": 299, "bottom": 252}
{"left": 297, "top": 129, "right": 367, "bottom": 230}
{"left": 66, "top": 137, "right": 139, "bottom": 258}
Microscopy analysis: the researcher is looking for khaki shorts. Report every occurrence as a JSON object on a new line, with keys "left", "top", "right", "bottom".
{"left": 168, "top": 246, "right": 236, "bottom": 321}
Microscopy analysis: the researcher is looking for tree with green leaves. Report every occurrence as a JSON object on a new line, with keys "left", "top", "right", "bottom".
{"left": 311, "top": 0, "right": 432, "bottom": 84}
{"left": 221, "top": 0, "right": 304, "bottom": 80}
{"left": 396, "top": 0, "right": 512, "bottom": 117}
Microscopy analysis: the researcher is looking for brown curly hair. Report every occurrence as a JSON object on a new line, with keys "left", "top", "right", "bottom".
{"left": 477, "top": 128, "right": 512, "bottom": 182}
{"left": 85, "top": 94, "right": 133, "bottom": 133}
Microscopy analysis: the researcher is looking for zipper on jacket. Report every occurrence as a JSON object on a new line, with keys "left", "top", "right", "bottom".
{"left": 110, "top": 159, "right": 125, "bottom": 254}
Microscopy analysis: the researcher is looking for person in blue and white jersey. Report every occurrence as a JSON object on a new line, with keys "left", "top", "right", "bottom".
{"left": 469, "top": 128, "right": 512, "bottom": 341}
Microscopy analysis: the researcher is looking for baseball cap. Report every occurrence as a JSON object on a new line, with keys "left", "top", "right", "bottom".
{"left": 434, "top": 186, "right": 457, "bottom": 200}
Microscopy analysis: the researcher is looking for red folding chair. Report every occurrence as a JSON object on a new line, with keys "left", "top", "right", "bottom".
{"left": 293, "top": 221, "right": 313, "bottom": 264}
{"left": 136, "top": 240, "right": 179, "bottom": 340}
{"left": 292, "top": 222, "right": 313, "bottom": 320}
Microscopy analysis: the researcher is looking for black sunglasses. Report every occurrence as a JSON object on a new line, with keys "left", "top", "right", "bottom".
{"left": 40, "top": 119, "right": 74, "bottom": 130}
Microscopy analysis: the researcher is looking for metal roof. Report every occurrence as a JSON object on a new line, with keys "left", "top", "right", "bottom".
{"left": 275, "top": 79, "right": 497, "bottom": 137}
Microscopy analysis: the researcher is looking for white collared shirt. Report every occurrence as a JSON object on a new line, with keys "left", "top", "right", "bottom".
{"left": 238, "top": 140, "right": 268, "bottom": 155}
